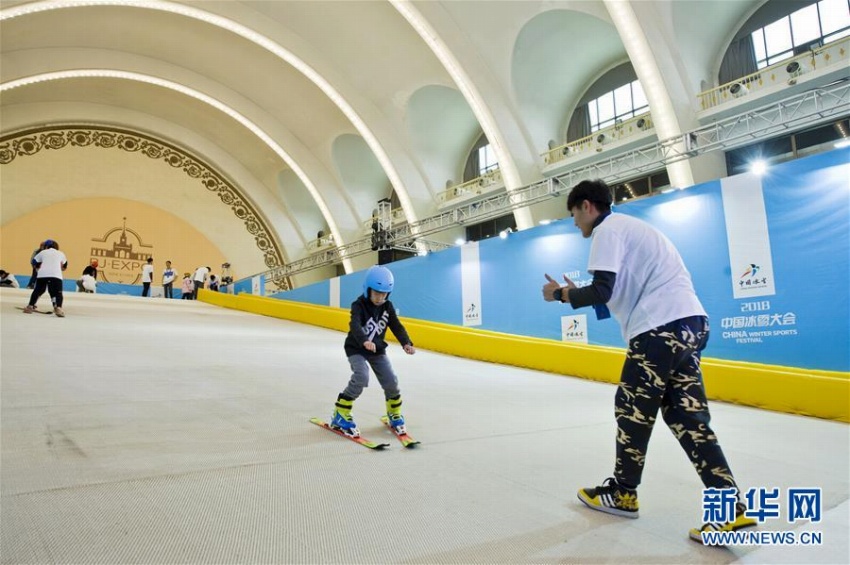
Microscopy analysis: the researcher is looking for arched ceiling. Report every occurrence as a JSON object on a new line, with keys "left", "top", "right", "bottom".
{"left": 1, "top": 0, "right": 763, "bottom": 280}
{"left": 512, "top": 10, "right": 626, "bottom": 146}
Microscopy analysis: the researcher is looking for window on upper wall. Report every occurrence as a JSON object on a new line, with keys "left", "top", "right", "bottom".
{"left": 751, "top": 0, "right": 850, "bottom": 69}
{"left": 587, "top": 80, "right": 648, "bottom": 133}
{"left": 477, "top": 143, "right": 499, "bottom": 175}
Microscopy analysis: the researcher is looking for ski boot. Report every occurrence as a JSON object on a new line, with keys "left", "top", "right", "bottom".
{"left": 330, "top": 395, "right": 360, "bottom": 437}
{"left": 386, "top": 395, "right": 406, "bottom": 434}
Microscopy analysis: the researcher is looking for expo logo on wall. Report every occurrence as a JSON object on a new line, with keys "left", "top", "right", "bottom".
{"left": 89, "top": 217, "right": 154, "bottom": 284}
{"left": 561, "top": 315, "right": 588, "bottom": 344}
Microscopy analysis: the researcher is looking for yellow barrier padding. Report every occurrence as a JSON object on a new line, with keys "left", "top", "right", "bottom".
{"left": 199, "top": 291, "right": 850, "bottom": 423}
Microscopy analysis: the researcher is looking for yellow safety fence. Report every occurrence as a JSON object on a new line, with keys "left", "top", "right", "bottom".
{"left": 199, "top": 291, "right": 849, "bottom": 423}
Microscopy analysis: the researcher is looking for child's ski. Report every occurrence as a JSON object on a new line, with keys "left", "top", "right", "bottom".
{"left": 310, "top": 418, "right": 389, "bottom": 450}
{"left": 16, "top": 306, "right": 53, "bottom": 315}
{"left": 380, "top": 416, "right": 421, "bottom": 448}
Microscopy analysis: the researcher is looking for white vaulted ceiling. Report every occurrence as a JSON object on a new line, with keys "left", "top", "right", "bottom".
{"left": 0, "top": 0, "right": 764, "bottom": 282}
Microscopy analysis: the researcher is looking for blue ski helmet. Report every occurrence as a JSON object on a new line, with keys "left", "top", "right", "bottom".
{"left": 363, "top": 265, "right": 394, "bottom": 298}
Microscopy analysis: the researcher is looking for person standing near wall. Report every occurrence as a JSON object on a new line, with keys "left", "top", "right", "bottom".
{"left": 162, "top": 260, "right": 176, "bottom": 299}
{"left": 193, "top": 265, "right": 210, "bottom": 298}
{"left": 22, "top": 239, "right": 67, "bottom": 316}
{"left": 541, "top": 179, "right": 756, "bottom": 543}
{"left": 141, "top": 257, "right": 154, "bottom": 297}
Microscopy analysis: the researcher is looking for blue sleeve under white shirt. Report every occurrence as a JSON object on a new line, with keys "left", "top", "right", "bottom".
{"left": 588, "top": 213, "right": 706, "bottom": 342}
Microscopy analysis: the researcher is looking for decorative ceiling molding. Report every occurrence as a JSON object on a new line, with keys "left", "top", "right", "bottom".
{"left": 0, "top": 124, "right": 291, "bottom": 289}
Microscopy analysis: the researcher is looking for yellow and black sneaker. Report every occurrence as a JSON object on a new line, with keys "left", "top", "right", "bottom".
{"left": 577, "top": 477, "right": 639, "bottom": 518}
{"left": 689, "top": 501, "right": 757, "bottom": 543}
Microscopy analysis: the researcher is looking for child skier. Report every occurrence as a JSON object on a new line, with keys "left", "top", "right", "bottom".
{"left": 330, "top": 265, "right": 415, "bottom": 437}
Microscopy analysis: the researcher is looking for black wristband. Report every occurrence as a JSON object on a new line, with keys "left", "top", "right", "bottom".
{"left": 553, "top": 288, "right": 563, "bottom": 302}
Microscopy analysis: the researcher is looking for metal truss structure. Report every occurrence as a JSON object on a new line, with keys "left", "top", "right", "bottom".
{"left": 262, "top": 81, "right": 850, "bottom": 281}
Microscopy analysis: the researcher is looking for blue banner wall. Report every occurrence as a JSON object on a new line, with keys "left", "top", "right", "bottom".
{"left": 275, "top": 148, "right": 850, "bottom": 372}
{"left": 337, "top": 247, "right": 464, "bottom": 324}
{"left": 271, "top": 278, "right": 329, "bottom": 305}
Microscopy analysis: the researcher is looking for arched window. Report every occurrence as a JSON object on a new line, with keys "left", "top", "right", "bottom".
{"left": 566, "top": 62, "right": 645, "bottom": 142}
{"left": 477, "top": 143, "right": 499, "bottom": 175}
{"left": 462, "top": 133, "right": 492, "bottom": 182}
{"left": 587, "top": 79, "right": 648, "bottom": 132}
{"left": 719, "top": 0, "right": 850, "bottom": 83}
{"left": 751, "top": 0, "right": 850, "bottom": 69}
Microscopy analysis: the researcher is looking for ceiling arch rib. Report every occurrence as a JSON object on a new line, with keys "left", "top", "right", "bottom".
{"left": 603, "top": 0, "right": 693, "bottom": 189}
{"left": 0, "top": 124, "right": 287, "bottom": 276}
{"left": 511, "top": 10, "right": 625, "bottom": 149}
{"left": 0, "top": 101, "right": 302, "bottom": 254}
{"left": 0, "top": 68, "right": 354, "bottom": 272}
{"left": 390, "top": 0, "right": 534, "bottom": 231}
{"left": 0, "top": 0, "right": 422, "bottom": 236}
{"left": 0, "top": 45, "right": 361, "bottom": 251}
{"left": 213, "top": 0, "right": 442, "bottom": 218}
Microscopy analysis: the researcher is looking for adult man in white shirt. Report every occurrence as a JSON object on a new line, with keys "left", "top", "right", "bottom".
{"left": 23, "top": 239, "right": 68, "bottom": 316}
{"left": 193, "top": 265, "right": 210, "bottom": 297}
{"left": 542, "top": 179, "right": 756, "bottom": 542}
{"left": 141, "top": 257, "right": 154, "bottom": 297}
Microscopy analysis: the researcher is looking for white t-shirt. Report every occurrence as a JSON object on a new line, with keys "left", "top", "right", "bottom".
{"left": 587, "top": 213, "right": 706, "bottom": 341}
{"left": 162, "top": 267, "right": 176, "bottom": 285}
{"left": 193, "top": 266, "right": 209, "bottom": 283}
{"left": 81, "top": 274, "right": 97, "bottom": 292}
{"left": 142, "top": 263, "right": 154, "bottom": 283}
{"left": 1, "top": 274, "right": 20, "bottom": 288}
{"left": 33, "top": 248, "right": 68, "bottom": 279}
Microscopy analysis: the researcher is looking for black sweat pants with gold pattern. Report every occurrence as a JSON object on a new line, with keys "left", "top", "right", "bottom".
{"left": 614, "top": 316, "right": 738, "bottom": 491}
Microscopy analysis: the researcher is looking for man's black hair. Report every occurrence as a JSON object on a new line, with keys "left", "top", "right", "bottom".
{"left": 566, "top": 179, "right": 613, "bottom": 213}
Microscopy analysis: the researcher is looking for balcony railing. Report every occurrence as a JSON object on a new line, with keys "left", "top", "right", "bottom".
{"left": 306, "top": 234, "right": 336, "bottom": 254}
{"left": 698, "top": 35, "right": 850, "bottom": 111}
{"left": 435, "top": 168, "right": 503, "bottom": 206}
{"left": 238, "top": 82, "right": 849, "bottom": 285}
{"left": 361, "top": 207, "right": 407, "bottom": 233}
{"left": 543, "top": 112, "right": 654, "bottom": 166}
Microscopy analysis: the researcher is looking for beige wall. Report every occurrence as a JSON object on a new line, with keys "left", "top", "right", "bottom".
{"left": 0, "top": 197, "right": 227, "bottom": 283}
{"left": 0, "top": 128, "right": 284, "bottom": 285}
